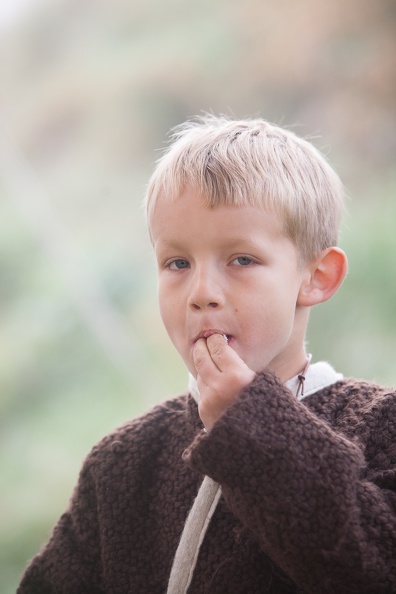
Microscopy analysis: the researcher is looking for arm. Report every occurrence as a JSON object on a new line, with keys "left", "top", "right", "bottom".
{"left": 17, "top": 460, "right": 104, "bottom": 594}
{"left": 185, "top": 370, "right": 396, "bottom": 594}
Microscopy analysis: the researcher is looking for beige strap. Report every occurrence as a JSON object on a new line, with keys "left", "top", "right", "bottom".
{"left": 167, "top": 475, "right": 222, "bottom": 594}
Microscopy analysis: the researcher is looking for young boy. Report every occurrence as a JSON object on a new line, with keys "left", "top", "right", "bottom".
{"left": 18, "top": 116, "right": 396, "bottom": 593}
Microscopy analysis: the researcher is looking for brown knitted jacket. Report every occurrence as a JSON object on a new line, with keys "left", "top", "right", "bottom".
{"left": 18, "top": 371, "right": 396, "bottom": 593}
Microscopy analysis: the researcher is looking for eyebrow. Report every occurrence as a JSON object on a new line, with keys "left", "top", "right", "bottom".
{"left": 154, "top": 238, "right": 187, "bottom": 251}
{"left": 154, "top": 234, "right": 267, "bottom": 253}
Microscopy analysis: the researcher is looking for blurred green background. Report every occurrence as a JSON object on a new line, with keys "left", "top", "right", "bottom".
{"left": 1, "top": 0, "right": 395, "bottom": 591}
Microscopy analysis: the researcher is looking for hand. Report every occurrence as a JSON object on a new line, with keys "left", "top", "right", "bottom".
{"left": 193, "top": 333, "right": 256, "bottom": 430}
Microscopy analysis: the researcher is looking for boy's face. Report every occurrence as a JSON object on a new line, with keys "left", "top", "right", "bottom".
{"left": 150, "top": 187, "right": 311, "bottom": 382}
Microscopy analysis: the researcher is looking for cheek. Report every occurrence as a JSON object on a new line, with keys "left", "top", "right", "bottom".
{"left": 244, "top": 291, "right": 297, "bottom": 341}
{"left": 158, "top": 285, "right": 184, "bottom": 341}
{"left": 157, "top": 285, "right": 173, "bottom": 332}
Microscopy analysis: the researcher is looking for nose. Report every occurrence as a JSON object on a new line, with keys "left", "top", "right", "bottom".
{"left": 188, "top": 267, "right": 225, "bottom": 311}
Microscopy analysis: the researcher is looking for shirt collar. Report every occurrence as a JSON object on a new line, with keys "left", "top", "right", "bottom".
{"left": 285, "top": 360, "right": 343, "bottom": 400}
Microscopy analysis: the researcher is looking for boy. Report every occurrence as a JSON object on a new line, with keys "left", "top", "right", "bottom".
{"left": 18, "top": 116, "right": 396, "bottom": 593}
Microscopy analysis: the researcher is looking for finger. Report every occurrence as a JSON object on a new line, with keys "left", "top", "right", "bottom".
{"left": 205, "top": 333, "right": 250, "bottom": 373}
{"left": 193, "top": 338, "right": 222, "bottom": 380}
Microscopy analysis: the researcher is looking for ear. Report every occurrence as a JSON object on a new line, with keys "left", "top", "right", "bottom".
{"left": 297, "top": 247, "right": 348, "bottom": 307}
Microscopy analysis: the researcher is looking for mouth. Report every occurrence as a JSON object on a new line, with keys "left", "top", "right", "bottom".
{"left": 192, "top": 330, "right": 232, "bottom": 344}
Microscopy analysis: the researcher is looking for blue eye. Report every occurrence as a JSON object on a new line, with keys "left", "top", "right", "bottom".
{"left": 234, "top": 256, "right": 253, "bottom": 266}
{"left": 169, "top": 259, "right": 189, "bottom": 270}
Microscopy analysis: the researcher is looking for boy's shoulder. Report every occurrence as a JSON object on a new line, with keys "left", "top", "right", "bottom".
{"left": 343, "top": 376, "right": 396, "bottom": 417}
{"left": 83, "top": 392, "right": 200, "bottom": 469}
{"left": 325, "top": 376, "right": 395, "bottom": 408}
{"left": 305, "top": 376, "right": 396, "bottom": 439}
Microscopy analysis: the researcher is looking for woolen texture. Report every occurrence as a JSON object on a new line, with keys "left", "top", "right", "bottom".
{"left": 17, "top": 371, "right": 396, "bottom": 593}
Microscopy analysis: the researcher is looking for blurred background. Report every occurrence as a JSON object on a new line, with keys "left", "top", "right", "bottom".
{"left": 1, "top": 0, "right": 395, "bottom": 591}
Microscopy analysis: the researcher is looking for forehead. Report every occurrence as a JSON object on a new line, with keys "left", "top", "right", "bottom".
{"left": 149, "top": 187, "right": 287, "bottom": 249}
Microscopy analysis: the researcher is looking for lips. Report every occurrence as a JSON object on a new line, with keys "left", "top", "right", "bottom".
{"left": 192, "top": 329, "right": 231, "bottom": 344}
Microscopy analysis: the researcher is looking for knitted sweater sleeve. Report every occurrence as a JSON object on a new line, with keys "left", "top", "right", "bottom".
{"left": 184, "top": 371, "right": 396, "bottom": 594}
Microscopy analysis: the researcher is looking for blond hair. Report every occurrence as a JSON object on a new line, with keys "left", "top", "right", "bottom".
{"left": 145, "top": 115, "right": 344, "bottom": 261}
